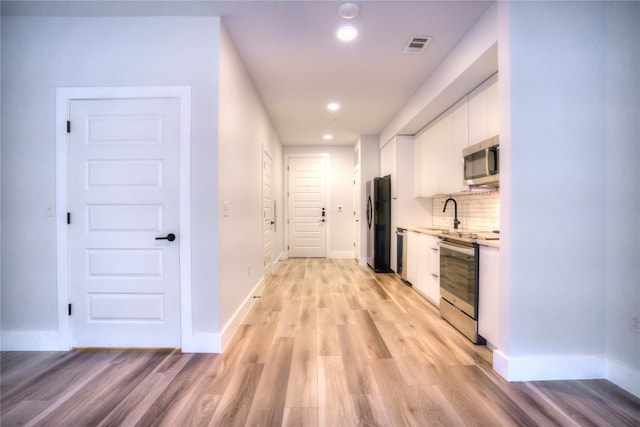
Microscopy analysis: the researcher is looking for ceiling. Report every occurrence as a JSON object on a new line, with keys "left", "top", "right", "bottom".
{"left": 1, "top": 0, "right": 495, "bottom": 146}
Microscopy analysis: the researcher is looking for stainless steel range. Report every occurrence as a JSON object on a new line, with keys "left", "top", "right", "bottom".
{"left": 438, "top": 231, "right": 484, "bottom": 344}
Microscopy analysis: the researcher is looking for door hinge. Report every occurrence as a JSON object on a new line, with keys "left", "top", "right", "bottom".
{"left": 67, "top": 212, "right": 71, "bottom": 224}
{"left": 66, "top": 121, "right": 71, "bottom": 133}
{"left": 68, "top": 303, "right": 72, "bottom": 316}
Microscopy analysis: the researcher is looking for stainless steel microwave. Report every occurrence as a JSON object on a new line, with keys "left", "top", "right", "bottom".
{"left": 463, "top": 136, "right": 499, "bottom": 186}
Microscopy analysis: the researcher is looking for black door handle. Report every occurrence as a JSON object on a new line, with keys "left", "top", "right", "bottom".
{"left": 156, "top": 233, "right": 176, "bottom": 242}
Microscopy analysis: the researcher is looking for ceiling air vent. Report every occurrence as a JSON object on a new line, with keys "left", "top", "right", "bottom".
{"left": 404, "top": 35, "right": 432, "bottom": 54}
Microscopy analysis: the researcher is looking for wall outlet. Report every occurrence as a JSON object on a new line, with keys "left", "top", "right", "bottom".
{"left": 632, "top": 315, "right": 640, "bottom": 334}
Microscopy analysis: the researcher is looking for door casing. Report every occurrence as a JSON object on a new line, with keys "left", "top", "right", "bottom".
{"left": 56, "top": 86, "right": 192, "bottom": 349}
{"left": 263, "top": 150, "right": 274, "bottom": 278}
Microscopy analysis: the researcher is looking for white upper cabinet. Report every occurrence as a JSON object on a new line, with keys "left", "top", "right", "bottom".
{"left": 415, "top": 98, "right": 466, "bottom": 197}
{"left": 450, "top": 99, "right": 469, "bottom": 193}
{"left": 415, "top": 74, "right": 498, "bottom": 198}
{"left": 468, "top": 73, "right": 499, "bottom": 145}
{"left": 380, "top": 136, "right": 424, "bottom": 272}
{"left": 380, "top": 137, "right": 397, "bottom": 197}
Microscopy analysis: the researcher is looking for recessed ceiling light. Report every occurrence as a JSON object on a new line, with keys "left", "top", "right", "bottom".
{"left": 323, "top": 134, "right": 333, "bottom": 140}
{"left": 327, "top": 102, "right": 340, "bottom": 111}
{"left": 338, "top": 2, "right": 360, "bottom": 19}
{"left": 337, "top": 25, "right": 358, "bottom": 42}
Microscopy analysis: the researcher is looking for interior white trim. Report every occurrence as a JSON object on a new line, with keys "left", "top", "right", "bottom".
{"left": 0, "top": 332, "right": 70, "bottom": 351}
{"left": 284, "top": 152, "right": 331, "bottom": 259}
{"left": 182, "top": 333, "right": 221, "bottom": 354}
{"left": 328, "top": 251, "right": 356, "bottom": 259}
{"left": 606, "top": 358, "right": 640, "bottom": 398}
{"left": 55, "top": 86, "right": 193, "bottom": 352}
{"left": 493, "top": 350, "right": 605, "bottom": 382}
{"left": 219, "top": 276, "right": 266, "bottom": 351}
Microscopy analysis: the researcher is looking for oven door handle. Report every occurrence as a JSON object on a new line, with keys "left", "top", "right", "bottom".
{"left": 438, "top": 241, "right": 475, "bottom": 256}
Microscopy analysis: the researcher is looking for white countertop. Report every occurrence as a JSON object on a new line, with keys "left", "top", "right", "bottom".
{"left": 400, "top": 225, "right": 500, "bottom": 248}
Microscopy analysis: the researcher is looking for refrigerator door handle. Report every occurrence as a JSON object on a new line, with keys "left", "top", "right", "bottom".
{"left": 366, "top": 196, "right": 373, "bottom": 228}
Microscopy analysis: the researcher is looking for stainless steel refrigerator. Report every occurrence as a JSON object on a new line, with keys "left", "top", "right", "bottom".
{"left": 366, "top": 175, "right": 392, "bottom": 273}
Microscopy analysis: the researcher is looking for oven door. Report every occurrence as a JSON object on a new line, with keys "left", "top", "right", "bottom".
{"left": 439, "top": 240, "right": 478, "bottom": 318}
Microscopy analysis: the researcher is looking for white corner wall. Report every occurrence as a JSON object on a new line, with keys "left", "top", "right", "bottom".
{"left": 496, "top": 2, "right": 640, "bottom": 395}
{"left": 217, "top": 22, "right": 284, "bottom": 348}
{"left": 0, "top": 16, "right": 222, "bottom": 351}
{"left": 501, "top": 0, "right": 608, "bottom": 378}
{"left": 604, "top": 2, "right": 640, "bottom": 397}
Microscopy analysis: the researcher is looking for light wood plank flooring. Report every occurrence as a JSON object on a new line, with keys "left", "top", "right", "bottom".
{"left": 2, "top": 258, "right": 640, "bottom": 426}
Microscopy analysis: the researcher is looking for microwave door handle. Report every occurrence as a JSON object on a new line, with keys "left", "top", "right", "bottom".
{"left": 488, "top": 147, "right": 498, "bottom": 175}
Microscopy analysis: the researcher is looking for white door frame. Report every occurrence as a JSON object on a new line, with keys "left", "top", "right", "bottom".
{"left": 284, "top": 152, "right": 330, "bottom": 259}
{"left": 56, "top": 86, "right": 192, "bottom": 349}
{"left": 262, "top": 149, "right": 273, "bottom": 278}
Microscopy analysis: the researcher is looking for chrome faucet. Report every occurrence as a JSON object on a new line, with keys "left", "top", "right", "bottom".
{"left": 443, "top": 197, "right": 460, "bottom": 229}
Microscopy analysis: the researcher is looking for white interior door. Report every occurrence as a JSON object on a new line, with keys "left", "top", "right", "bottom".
{"left": 68, "top": 97, "right": 181, "bottom": 348}
{"left": 263, "top": 151, "right": 273, "bottom": 277}
{"left": 288, "top": 156, "right": 327, "bottom": 258}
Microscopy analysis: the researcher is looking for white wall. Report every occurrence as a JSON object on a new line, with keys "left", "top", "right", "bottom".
{"left": 505, "top": 0, "right": 608, "bottom": 376}
{"left": 0, "top": 16, "right": 221, "bottom": 348}
{"left": 218, "top": 23, "right": 283, "bottom": 344}
{"left": 604, "top": 2, "right": 640, "bottom": 396}
{"left": 496, "top": 1, "right": 640, "bottom": 395}
{"left": 283, "top": 145, "right": 354, "bottom": 259}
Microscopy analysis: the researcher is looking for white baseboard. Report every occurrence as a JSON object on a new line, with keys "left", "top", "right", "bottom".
{"left": 494, "top": 351, "right": 640, "bottom": 399}
{"left": 181, "top": 332, "right": 222, "bottom": 353}
{"left": 0, "top": 331, "right": 70, "bottom": 351}
{"left": 328, "top": 251, "right": 357, "bottom": 259}
{"left": 218, "top": 276, "right": 266, "bottom": 351}
{"left": 606, "top": 358, "right": 640, "bottom": 398}
{"left": 493, "top": 351, "right": 604, "bottom": 382}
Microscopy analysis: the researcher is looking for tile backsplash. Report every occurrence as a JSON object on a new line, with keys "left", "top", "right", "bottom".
{"left": 432, "top": 191, "right": 500, "bottom": 232}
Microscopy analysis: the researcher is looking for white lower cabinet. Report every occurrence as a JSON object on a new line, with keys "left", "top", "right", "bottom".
{"left": 413, "top": 233, "right": 428, "bottom": 296}
{"left": 406, "top": 231, "right": 419, "bottom": 286}
{"left": 407, "top": 232, "right": 440, "bottom": 307}
{"left": 425, "top": 235, "right": 440, "bottom": 306}
{"left": 479, "top": 245, "right": 500, "bottom": 347}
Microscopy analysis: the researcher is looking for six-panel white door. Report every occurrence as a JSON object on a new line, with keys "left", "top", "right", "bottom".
{"left": 68, "top": 97, "right": 181, "bottom": 348}
{"left": 288, "top": 156, "right": 327, "bottom": 258}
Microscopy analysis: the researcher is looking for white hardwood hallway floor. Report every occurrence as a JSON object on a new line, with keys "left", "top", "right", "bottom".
{"left": 2, "top": 258, "right": 639, "bottom": 426}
